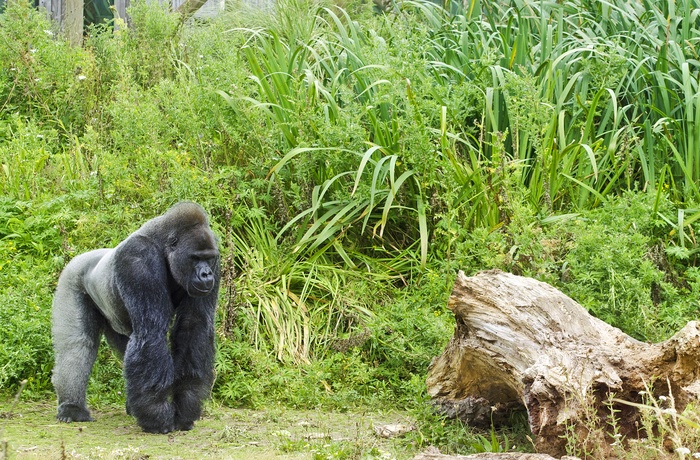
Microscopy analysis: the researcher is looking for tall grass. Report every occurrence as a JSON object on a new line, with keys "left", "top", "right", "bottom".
{"left": 216, "top": 0, "right": 700, "bottom": 261}
{"left": 221, "top": 203, "right": 388, "bottom": 363}
{"left": 210, "top": 0, "right": 700, "bottom": 363}
{"left": 220, "top": 3, "right": 430, "bottom": 268}
{"left": 407, "top": 0, "right": 700, "bottom": 208}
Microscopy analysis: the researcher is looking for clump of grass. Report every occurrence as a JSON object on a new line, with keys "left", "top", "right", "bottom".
{"left": 613, "top": 381, "right": 700, "bottom": 460}
{"left": 562, "top": 379, "right": 700, "bottom": 459}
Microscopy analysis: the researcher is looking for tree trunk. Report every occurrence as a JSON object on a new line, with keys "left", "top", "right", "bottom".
{"left": 426, "top": 270, "right": 700, "bottom": 456}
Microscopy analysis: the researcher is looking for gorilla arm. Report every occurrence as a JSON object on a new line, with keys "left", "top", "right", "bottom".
{"left": 113, "top": 240, "right": 178, "bottom": 434}
{"left": 170, "top": 287, "right": 218, "bottom": 431}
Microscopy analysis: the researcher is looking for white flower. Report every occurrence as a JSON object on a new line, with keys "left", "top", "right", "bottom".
{"left": 77, "top": 75, "right": 87, "bottom": 81}
{"left": 676, "top": 447, "right": 690, "bottom": 455}
{"left": 692, "top": 453, "right": 700, "bottom": 458}
{"left": 44, "top": 30, "right": 54, "bottom": 36}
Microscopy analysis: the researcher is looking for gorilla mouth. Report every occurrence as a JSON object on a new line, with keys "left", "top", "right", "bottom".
{"left": 189, "top": 283, "right": 213, "bottom": 296}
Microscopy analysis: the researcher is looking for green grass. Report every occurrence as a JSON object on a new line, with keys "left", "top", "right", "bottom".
{"left": 0, "top": 400, "right": 418, "bottom": 459}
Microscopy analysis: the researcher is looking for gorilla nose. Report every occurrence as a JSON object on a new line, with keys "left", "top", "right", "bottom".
{"left": 199, "top": 268, "right": 213, "bottom": 281}
{"left": 199, "top": 270, "right": 214, "bottom": 284}
{"left": 200, "top": 275, "right": 214, "bottom": 289}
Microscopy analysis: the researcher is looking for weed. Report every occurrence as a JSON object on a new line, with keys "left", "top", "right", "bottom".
{"left": 561, "top": 379, "right": 700, "bottom": 459}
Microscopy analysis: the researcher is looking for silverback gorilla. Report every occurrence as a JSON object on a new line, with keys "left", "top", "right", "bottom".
{"left": 51, "top": 202, "right": 220, "bottom": 433}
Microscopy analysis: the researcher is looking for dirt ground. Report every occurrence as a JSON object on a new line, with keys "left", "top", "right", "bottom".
{"left": 0, "top": 400, "right": 417, "bottom": 459}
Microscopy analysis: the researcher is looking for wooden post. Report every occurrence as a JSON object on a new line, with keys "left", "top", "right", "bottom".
{"left": 63, "top": 0, "right": 82, "bottom": 45}
{"left": 114, "top": 0, "right": 129, "bottom": 29}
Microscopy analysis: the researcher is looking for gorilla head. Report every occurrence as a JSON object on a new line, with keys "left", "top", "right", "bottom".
{"left": 162, "top": 205, "right": 219, "bottom": 297}
{"left": 51, "top": 202, "right": 220, "bottom": 434}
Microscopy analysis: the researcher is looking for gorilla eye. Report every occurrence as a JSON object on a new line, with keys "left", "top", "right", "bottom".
{"left": 192, "top": 255, "right": 215, "bottom": 265}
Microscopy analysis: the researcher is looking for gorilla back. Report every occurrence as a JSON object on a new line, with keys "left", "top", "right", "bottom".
{"left": 52, "top": 202, "right": 220, "bottom": 433}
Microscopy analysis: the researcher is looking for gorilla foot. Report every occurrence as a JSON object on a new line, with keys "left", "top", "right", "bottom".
{"left": 176, "top": 420, "right": 194, "bottom": 431}
{"left": 57, "top": 403, "right": 94, "bottom": 423}
{"left": 140, "top": 423, "right": 175, "bottom": 434}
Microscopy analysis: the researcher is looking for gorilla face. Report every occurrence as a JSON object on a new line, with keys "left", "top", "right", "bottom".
{"left": 167, "top": 225, "right": 219, "bottom": 298}
{"left": 191, "top": 260, "right": 216, "bottom": 295}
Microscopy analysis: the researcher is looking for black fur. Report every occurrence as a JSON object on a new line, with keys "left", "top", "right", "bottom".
{"left": 51, "top": 202, "right": 220, "bottom": 433}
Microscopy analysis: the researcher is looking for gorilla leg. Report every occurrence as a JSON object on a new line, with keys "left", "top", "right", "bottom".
{"left": 171, "top": 300, "right": 216, "bottom": 431}
{"left": 103, "top": 325, "right": 131, "bottom": 414}
{"left": 52, "top": 282, "right": 104, "bottom": 423}
{"left": 103, "top": 325, "right": 129, "bottom": 360}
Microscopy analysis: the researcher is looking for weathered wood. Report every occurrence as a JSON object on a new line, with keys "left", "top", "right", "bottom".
{"left": 63, "top": 0, "right": 83, "bottom": 45}
{"left": 426, "top": 270, "right": 700, "bottom": 456}
{"left": 174, "top": 0, "right": 207, "bottom": 20}
{"left": 413, "top": 452, "right": 579, "bottom": 460}
{"left": 114, "top": 0, "right": 129, "bottom": 29}
{"left": 174, "top": 0, "right": 223, "bottom": 20}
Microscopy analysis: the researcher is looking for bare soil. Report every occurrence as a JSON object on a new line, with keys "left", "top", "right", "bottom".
{"left": 1, "top": 400, "right": 416, "bottom": 459}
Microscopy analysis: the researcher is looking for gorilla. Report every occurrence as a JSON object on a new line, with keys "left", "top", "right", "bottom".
{"left": 51, "top": 202, "right": 220, "bottom": 434}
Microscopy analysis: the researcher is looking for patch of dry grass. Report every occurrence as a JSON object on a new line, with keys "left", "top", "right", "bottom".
{"left": 0, "top": 400, "right": 415, "bottom": 459}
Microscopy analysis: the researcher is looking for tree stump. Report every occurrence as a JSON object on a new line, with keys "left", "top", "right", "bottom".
{"left": 413, "top": 451, "right": 580, "bottom": 460}
{"left": 426, "top": 270, "right": 700, "bottom": 456}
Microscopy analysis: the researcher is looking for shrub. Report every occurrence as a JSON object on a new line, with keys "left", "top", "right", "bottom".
{"left": 0, "top": 0, "right": 97, "bottom": 134}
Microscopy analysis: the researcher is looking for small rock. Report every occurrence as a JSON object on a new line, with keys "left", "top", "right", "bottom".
{"left": 373, "top": 423, "right": 415, "bottom": 438}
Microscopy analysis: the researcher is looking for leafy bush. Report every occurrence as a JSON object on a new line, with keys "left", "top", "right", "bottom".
{"left": 559, "top": 193, "right": 697, "bottom": 342}
{"left": 0, "top": 200, "right": 69, "bottom": 397}
{"left": 0, "top": 0, "right": 97, "bottom": 133}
